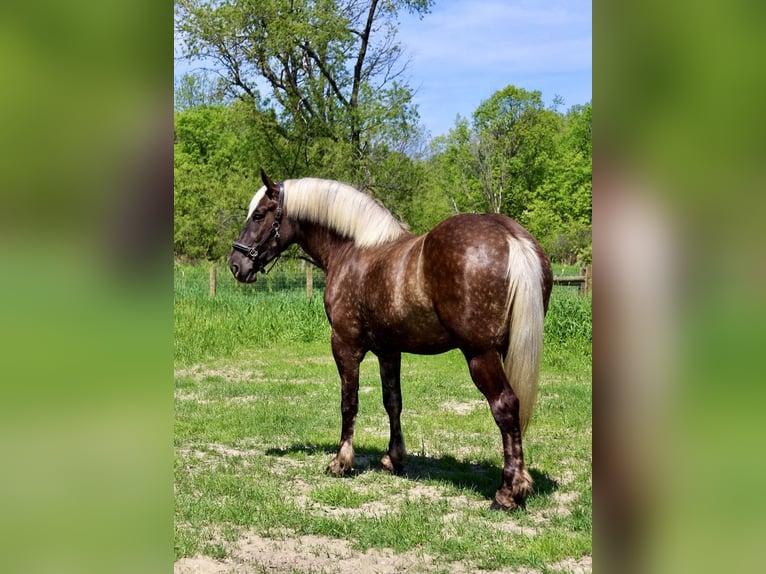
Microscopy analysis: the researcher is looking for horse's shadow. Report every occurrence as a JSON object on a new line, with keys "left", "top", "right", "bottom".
{"left": 265, "top": 442, "right": 558, "bottom": 503}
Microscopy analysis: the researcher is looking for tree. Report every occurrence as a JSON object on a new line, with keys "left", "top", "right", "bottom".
{"left": 422, "top": 89, "right": 592, "bottom": 263}
{"left": 173, "top": 98, "right": 289, "bottom": 260}
{"left": 423, "top": 118, "right": 483, "bottom": 214}
{"left": 471, "top": 86, "right": 562, "bottom": 216}
{"left": 522, "top": 102, "right": 592, "bottom": 263}
{"left": 428, "top": 86, "right": 562, "bottom": 217}
{"left": 175, "top": 0, "right": 432, "bottom": 178}
{"left": 174, "top": 72, "right": 226, "bottom": 110}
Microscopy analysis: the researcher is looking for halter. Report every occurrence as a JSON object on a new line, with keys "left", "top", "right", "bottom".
{"left": 231, "top": 183, "right": 285, "bottom": 274}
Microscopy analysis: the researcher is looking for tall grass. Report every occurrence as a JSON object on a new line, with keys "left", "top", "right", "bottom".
{"left": 174, "top": 262, "right": 592, "bottom": 371}
{"left": 544, "top": 287, "right": 592, "bottom": 371}
{"left": 174, "top": 262, "right": 329, "bottom": 366}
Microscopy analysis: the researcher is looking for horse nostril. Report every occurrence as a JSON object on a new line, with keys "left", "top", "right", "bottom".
{"left": 230, "top": 262, "right": 239, "bottom": 276}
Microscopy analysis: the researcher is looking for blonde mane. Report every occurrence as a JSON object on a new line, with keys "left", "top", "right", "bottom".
{"left": 281, "top": 178, "right": 408, "bottom": 247}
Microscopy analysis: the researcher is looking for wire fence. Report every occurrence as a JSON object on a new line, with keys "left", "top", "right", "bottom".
{"left": 175, "top": 260, "right": 590, "bottom": 299}
{"left": 175, "top": 259, "right": 324, "bottom": 299}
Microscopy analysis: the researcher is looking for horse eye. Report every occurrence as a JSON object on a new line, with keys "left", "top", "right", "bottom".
{"left": 252, "top": 213, "right": 264, "bottom": 221}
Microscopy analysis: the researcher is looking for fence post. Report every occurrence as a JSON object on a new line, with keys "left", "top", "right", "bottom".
{"left": 306, "top": 264, "right": 313, "bottom": 299}
{"left": 209, "top": 264, "right": 216, "bottom": 297}
{"left": 584, "top": 264, "right": 592, "bottom": 295}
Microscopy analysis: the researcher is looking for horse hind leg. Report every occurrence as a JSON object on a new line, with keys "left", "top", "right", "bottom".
{"left": 378, "top": 352, "right": 407, "bottom": 473}
{"left": 465, "top": 349, "right": 533, "bottom": 511}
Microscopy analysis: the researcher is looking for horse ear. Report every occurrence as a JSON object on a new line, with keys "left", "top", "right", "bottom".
{"left": 260, "top": 169, "right": 279, "bottom": 199}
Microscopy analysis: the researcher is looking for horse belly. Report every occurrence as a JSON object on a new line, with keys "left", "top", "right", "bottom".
{"left": 367, "top": 304, "right": 454, "bottom": 355}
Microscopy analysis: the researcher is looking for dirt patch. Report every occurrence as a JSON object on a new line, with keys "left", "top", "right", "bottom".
{"left": 204, "top": 443, "right": 262, "bottom": 458}
{"left": 174, "top": 531, "right": 591, "bottom": 574}
{"left": 175, "top": 389, "right": 206, "bottom": 402}
{"left": 288, "top": 356, "right": 335, "bottom": 365}
{"left": 494, "top": 521, "right": 539, "bottom": 537}
{"left": 550, "top": 555, "right": 592, "bottom": 573}
{"left": 550, "top": 491, "right": 579, "bottom": 517}
{"left": 175, "top": 532, "right": 439, "bottom": 574}
{"left": 558, "top": 467, "right": 577, "bottom": 487}
{"left": 177, "top": 443, "right": 266, "bottom": 466}
{"left": 292, "top": 477, "right": 490, "bottom": 523}
{"left": 175, "top": 365, "right": 266, "bottom": 383}
{"left": 527, "top": 489, "right": 581, "bottom": 526}
{"left": 440, "top": 399, "right": 486, "bottom": 415}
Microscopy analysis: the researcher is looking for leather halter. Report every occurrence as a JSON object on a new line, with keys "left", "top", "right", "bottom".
{"left": 231, "top": 183, "right": 284, "bottom": 273}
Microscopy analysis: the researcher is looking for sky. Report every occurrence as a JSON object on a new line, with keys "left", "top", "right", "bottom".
{"left": 395, "top": 0, "right": 591, "bottom": 137}
{"left": 174, "top": 0, "right": 591, "bottom": 139}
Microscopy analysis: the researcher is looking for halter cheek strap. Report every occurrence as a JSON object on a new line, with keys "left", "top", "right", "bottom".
{"left": 231, "top": 183, "right": 285, "bottom": 272}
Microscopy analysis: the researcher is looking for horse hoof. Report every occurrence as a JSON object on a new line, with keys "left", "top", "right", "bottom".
{"left": 491, "top": 485, "right": 528, "bottom": 512}
{"left": 326, "top": 459, "right": 351, "bottom": 477}
{"left": 490, "top": 499, "right": 513, "bottom": 512}
{"left": 379, "top": 454, "right": 404, "bottom": 475}
{"left": 489, "top": 499, "right": 524, "bottom": 512}
{"left": 512, "top": 468, "right": 534, "bottom": 500}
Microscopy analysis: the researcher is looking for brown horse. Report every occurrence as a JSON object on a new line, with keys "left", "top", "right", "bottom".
{"left": 230, "top": 171, "right": 553, "bottom": 511}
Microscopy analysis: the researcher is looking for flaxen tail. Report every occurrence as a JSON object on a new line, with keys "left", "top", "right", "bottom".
{"left": 504, "top": 236, "right": 546, "bottom": 436}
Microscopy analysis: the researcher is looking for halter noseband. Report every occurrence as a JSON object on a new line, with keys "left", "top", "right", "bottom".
{"left": 231, "top": 183, "right": 285, "bottom": 273}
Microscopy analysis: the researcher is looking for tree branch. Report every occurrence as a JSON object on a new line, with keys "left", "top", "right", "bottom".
{"left": 301, "top": 41, "right": 350, "bottom": 108}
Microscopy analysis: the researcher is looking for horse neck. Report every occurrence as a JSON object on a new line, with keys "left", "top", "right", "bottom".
{"left": 294, "top": 220, "right": 358, "bottom": 272}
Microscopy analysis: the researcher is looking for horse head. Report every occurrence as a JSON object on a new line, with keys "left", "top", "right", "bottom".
{"left": 229, "top": 170, "right": 293, "bottom": 283}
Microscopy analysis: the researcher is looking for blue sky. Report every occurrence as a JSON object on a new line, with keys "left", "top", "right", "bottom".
{"left": 396, "top": 0, "right": 592, "bottom": 137}
{"left": 175, "top": 0, "right": 591, "bottom": 138}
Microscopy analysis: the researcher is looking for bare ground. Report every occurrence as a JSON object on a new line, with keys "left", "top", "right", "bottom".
{"left": 174, "top": 531, "right": 592, "bottom": 574}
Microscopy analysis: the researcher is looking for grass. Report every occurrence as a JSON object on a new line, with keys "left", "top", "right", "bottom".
{"left": 551, "top": 262, "right": 585, "bottom": 277}
{"left": 174, "top": 262, "right": 591, "bottom": 571}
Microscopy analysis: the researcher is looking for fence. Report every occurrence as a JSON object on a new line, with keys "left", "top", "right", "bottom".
{"left": 203, "top": 261, "right": 591, "bottom": 298}
{"left": 203, "top": 259, "right": 324, "bottom": 298}
{"left": 552, "top": 265, "right": 592, "bottom": 295}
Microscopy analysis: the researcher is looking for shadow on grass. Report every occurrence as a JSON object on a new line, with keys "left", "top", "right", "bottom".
{"left": 265, "top": 442, "right": 558, "bottom": 503}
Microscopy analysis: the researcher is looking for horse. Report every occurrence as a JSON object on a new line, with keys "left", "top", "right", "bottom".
{"left": 229, "top": 170, "right": 553, "bottom": 511}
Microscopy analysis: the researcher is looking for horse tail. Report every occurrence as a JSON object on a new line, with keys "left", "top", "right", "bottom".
{"left": 503, "top": 235, "right": 546, "bottom": 436}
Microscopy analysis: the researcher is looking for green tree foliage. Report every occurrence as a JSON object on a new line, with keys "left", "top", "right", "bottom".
{"left": 174, "top": 91, "right": 287, "bottom": 260}
{"left": 174, "top": 3, "right": 591, "bottom": 263}
{"left": 425, "top": 88, "right": 592, "bottom": 263}
{"left": 471, "top": 86, "right": 562, "bottom": 215}
{"left": 174, "top": 73, "right": 227, "bottom": 110}
{"left": 175, "top": 0, "right": 432, "bottom": 178}
{"left": 424, "top": 118, "right": 482, "bottom": 215}
{"left": 174, "top": 1, "right": 434, "bottom": 260}
{"left": 523, "top": 102, "right": 592, "bottom": 263}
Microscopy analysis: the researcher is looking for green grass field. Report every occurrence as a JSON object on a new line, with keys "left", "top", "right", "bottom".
{"left": 174, "top": 262, "right": 591, "bottom": 572}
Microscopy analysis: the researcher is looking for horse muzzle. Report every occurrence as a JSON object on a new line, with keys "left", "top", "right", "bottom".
{"left": 230, "top": 246, "right": 282, "bottom": 283}
{"left": 229, "top": 250, "right": 264, "bottom": 283}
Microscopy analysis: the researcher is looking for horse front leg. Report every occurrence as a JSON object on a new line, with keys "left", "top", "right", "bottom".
{"left": 466, "top": 350, "right": 533, "bottom": 511}
{"left": 327, "top": 331, "right": 363, "bottom": 477}
{"left": 378, "top": 352, "right": 406, "bottom": 473}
